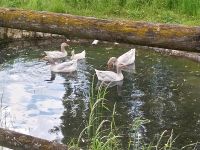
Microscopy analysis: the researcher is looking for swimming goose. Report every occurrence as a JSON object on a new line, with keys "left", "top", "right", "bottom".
{"left": 44, "top": 56, "right": 77, "bottom": 73}
{"left": 71, "top": 50, "right": 86, "bottom": 60}
{"left": 95, "top": 64, "right": 124, "bottom": 82}
{"left": 107, "top": 48, "right": 135, "bottom": 69}
{"left": 44, "top": 42, "right": 69, "bottom": 59}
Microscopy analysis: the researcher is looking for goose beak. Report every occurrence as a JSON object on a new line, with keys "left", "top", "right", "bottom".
{"left": 41, "top": 56, "right": 49, "bottom": 61}
{"left": 41, "top": 56, "right": 53, "bottom": 64}
{"left": 40, "top": 56, "right": 47, "bottom": 61}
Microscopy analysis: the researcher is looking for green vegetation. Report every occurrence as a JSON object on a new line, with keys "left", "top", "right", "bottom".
{"left": 67, "top": 82, "right": 198, "bottom": 150}
{"left": 0, "top": 0, "right": 200, "bottom": 25}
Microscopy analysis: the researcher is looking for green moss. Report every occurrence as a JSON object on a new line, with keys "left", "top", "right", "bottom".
{"left": 0, "top": 7, "right": 198, "bottom": 40}
{"left": 0, "top": 0, "right": 199, "bottom": 26}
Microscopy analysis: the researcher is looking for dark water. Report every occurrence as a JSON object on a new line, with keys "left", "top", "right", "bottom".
{"left": 0, "top": 39, "right": 200, "bottom": 148}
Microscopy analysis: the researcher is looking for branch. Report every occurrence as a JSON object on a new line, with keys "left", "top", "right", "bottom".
{"left": 0, "top": 127, "right": 69, "bottom": 150}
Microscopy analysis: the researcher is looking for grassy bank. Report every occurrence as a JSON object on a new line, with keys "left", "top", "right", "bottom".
{"left": 0, "top": 0, "right": 199, "bottom": 26}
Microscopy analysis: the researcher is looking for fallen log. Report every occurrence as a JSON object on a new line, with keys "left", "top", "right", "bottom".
{"left": 0, "top": 8, "right": 200, "bottom": 51}
{"left": 0, "top": 127, "right": 69, "bottom": 150}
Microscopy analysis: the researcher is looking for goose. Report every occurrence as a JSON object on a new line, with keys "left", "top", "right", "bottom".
{"left": 44, "top": 56, "right": 77, "bottom": 73}
{"left": 71, "top": 50, "right": 86, "bottom": 60}
{"left": 107, "top": 48, "right": 135, "bottom": 69}
{"left": 44, "top": 42, "right": 69, "bottom": 59}
{"left": 95, "top": 64, "right": 124, "bottom": 82}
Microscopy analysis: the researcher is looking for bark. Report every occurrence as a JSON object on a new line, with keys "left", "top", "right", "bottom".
{"left": 0, "top": 8, "right": 200, "bottom": 51}
{"left": 0, "top": 127, "right": 69, "bottom": 150}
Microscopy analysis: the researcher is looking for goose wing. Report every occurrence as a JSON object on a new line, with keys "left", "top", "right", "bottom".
{"left": 95, "top": 69, "right": 119, "bottom": 81}
{"left": 72, "top": 50, "right": 86, "bottom": 60}
{"left": 55, "top": 61, "right": 76, "bottom": 70}
{"left": 81, "top": 50, "right": 86, "bottom": 57}
{"left": 118, "top": 49, "right": 135, "bottom": 65}
{"left": 44, "top": 51, "right": 67, "bottom": 58}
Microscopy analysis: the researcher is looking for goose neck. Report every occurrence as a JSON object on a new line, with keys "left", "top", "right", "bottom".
{"left": 116, "top": 66, "right": 123, "bottom": 80}
{"left": 61, "top": 45, "right": 66, "bottom": 53}
{"left": 71, "top": 51, "right": 75, "bottom": 57}
{"left": 116, "top": 66, "right": 122, "bottom": 75}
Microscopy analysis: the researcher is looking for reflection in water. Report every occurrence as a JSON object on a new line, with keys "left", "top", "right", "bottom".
{"left": 45, "top": 72, "right": 56, "bottom": 82}
{"left": 0, "top": 40, "right": 200, "bottom": 148}
{"left": 45, "top": 71, "right": 78, "bottom": 82}
{"left": 96, "top": 80, "right": 123, "bottom": 96}
{"left": 122, "top": 63, "right": 136, "bottom": 73}
{"left": 0, "top": 56, "right": 65, "bottom": 141}
{"left": 58, "top": 59, "right": 91, "bottom": 144}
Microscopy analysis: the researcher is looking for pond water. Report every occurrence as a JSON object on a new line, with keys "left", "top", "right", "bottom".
{"left": 0, "top": 39, "right": 200, "bottom": 148}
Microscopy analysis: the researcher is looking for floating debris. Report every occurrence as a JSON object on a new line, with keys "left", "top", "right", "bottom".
{"left": 92, "top": 39, "right": 99, "bottom": 45}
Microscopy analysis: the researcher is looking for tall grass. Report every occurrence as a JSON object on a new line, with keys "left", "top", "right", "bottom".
{"left": 165, "top": 0, "right": 200, "bottom": 16}
{"left": 0, "top": 93, "right": 14, "bottom": 129}
{"left": 68, "top": 81, "right": 199, "bottom": 150}
{"left": 76, "top": 80, "right": 122, "bottom": 150}
{"left": 0, "top": 0, "right": 199, "bottom": 25}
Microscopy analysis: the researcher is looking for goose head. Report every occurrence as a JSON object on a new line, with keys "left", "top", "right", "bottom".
{"left": 61, "top": 42, "right": 69, "bottom": 52}
{"left": 43, "top": 56, "right": 56, "bottom": 65}
{"left": 107, "top": 57, "right": 117, "bottom": 69}
{"left": 61, "top": 42, "right": 69, "bottom": 47}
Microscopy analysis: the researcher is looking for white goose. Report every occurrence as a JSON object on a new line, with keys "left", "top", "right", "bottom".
{"left": 44, "top": 42, "right": 69, "bottom": 59}
{"left": 95, "top": 64, "right": 124, "bottom": 82}
{"left": 44, "top": 56, "right": 77, "bottom": 73}
{"left": 107, "top": 48, "right": 135, "bottom": 69}
{"left": 71, "top": 50, "right": 86, "bottom": 60}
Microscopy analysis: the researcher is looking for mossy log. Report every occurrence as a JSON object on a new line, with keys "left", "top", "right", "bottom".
{"left": 0, "top": 127, "right": 68, "bottom": 150}
{"left": 0, "top": 8, "right": 200, "bottom": 51}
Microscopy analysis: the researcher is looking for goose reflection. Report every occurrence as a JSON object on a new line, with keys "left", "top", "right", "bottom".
{"left": 96, "top": 80, "right": 123, "bottom": 96}
{"left": 122, "top": 63, "right": 136, "bottom": 73}
{"left": 58, "top": 59, "right": 90, "bottom": 144}
{"left": 45, "top": 71, "right": 78, "bottom": 82}
{"left": 45, "top": 72, "right": 56, "bottom": 82}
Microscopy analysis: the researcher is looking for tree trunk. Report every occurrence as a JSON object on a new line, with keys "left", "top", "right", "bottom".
{"left": 0, "top": 8, "right": 200, "bottom": 51}
{"left": 0, "top": 127, "right": 69, "bottom": 150}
